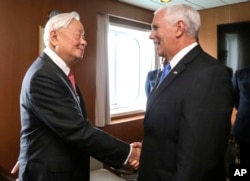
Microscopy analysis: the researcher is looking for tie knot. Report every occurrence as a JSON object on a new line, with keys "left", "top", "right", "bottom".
{"left": 68, "top": 70, "right": 74, "bottom": 77}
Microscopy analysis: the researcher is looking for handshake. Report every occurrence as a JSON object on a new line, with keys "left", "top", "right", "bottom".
{"left": 127, "top": 142, "right": 142, "bottom": 170}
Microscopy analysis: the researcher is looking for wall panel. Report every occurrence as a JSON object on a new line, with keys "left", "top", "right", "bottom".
{"left": 199, "top": 2, "right": 250, "bottom": 58}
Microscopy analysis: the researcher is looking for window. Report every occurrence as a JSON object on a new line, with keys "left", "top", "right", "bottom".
{"left": 108, "top": 19, "right": 155, "bottom": 117}
{"left": 95, "top": 14, "right": 157, "bottom": 126}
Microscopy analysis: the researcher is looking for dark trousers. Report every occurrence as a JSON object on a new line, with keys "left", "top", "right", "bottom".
{"left": 239, "top": 142, "right": 250, "bottom": 167}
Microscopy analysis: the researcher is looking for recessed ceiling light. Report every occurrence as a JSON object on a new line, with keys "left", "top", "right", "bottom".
{"left": 161, "top": 0, "right": 171, "bottom": 2}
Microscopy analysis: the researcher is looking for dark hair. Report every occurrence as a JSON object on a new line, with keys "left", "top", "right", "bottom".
{"left": 48, "top": 10, "right": 62, "bottom": 19}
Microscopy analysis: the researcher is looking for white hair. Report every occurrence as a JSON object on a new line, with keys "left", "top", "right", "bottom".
{"left": 155, "top": 4, "right": 200, "bottom": 38}
{"left": 43, "top": 11, "right": 80, "bottom": 47}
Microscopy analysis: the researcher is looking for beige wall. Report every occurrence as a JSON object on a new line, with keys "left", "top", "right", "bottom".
{"left": 199, "top": 2, "right": 250, "bottom": 58}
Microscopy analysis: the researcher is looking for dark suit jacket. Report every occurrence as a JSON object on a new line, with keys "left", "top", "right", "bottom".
{"left": 232, "top": 67, "right": 250, "bottom": 143}
{"left": 18, "top": 53, "right": 130, "bottom": 181}
{"left": 138, "top": 45, "right": 234, "bottom": 181}
{"left": 145, "top": 69, "right": 161, "bottom": 97}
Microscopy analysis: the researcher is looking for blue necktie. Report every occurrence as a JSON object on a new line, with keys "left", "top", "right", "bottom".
{"left": 159, "top": 63, "right": 171, "bottom": 85}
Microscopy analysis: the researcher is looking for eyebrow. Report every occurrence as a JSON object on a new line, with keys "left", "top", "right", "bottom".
{"left": 151, "top": 24, "right": 158, "bottom": 30}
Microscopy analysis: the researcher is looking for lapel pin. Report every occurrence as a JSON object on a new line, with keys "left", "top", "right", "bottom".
{"left": 173, "top": 71, "right": 178, "bottom": 74}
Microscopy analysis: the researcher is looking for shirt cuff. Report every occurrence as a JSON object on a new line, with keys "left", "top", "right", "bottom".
{"left": 124, "top": 144, "right": 132, "bottom": 164}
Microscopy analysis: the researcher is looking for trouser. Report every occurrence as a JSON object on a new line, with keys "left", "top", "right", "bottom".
{"left": 239, "top": 142, "right": 250, "bottom": 167}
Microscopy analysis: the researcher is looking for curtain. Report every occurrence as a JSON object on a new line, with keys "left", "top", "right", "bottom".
{"left": 95, "top": 13, "right": 110, "bottom": 127}
{"left": 154, "top": 48, "right": 161, "bottom": 69}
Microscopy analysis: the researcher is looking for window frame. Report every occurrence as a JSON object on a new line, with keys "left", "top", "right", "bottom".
{"left": 108, "top": 16, "right": 155, "bottom": 121}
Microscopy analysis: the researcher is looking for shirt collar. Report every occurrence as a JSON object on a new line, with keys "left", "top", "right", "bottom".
{"left": 169, "top": 42, "right": 198, "bottom": 69}
{"left": 43, "top": 47, "right": 70, "bottom": 75}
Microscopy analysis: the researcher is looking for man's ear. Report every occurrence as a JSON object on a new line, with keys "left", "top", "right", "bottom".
{"left": 50, "top": 30, "right": 59, "bottom": 46}
{"left": 175, "top": 20, "right": 185, "bottom": 38}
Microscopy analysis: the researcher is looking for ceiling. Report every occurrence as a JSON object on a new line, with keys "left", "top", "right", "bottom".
{"left": 117, "top": 0, "right": 249, "bottom": 11}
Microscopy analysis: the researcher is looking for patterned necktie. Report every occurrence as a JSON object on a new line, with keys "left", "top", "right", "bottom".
{"left": 158, "top": 63, "right": 171, "bottom": 85}
{"left": 68, "top": 71, "right": 76, "bottom": 93}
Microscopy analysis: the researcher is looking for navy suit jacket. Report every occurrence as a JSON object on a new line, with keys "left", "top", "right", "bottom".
{"left": 138, "top": 45, "right": 234, "bottom": 181}
{"left": 145, "top": 69, "right": 161, "bottom": 97}
{"left": 18, "top": 53, "right": 130, "bottom": 181}
{"left": 232, "top": 67, "right": 250, "bottom": 143}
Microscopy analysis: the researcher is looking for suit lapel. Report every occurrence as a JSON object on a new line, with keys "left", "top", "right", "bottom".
{"left": 146, "top": 45, "right": 202, "bottom": 112}
{"left": 76, "top": 86, "right": 87, "bottom": 118}
{"left": 146, "top": 63, "right": 186, "bottom": 111}
{"left": 40, "top": 52, "right": 85, "bottom": 118}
